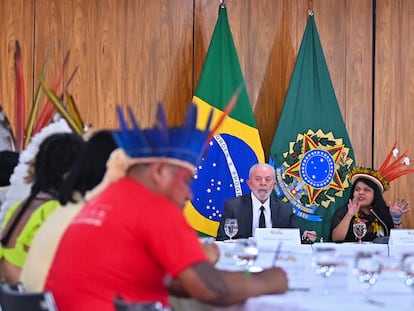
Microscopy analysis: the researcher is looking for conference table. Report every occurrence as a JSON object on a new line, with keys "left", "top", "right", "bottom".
{"left": 170, "top": 241, "right": 414, "bottom": 311}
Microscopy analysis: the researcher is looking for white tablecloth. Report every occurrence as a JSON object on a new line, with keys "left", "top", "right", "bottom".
{"left": 171, "top": 291, "right": 412, "bottom": 311}
{"left": 170, "top": 241, "right": 414, "bottom": 311}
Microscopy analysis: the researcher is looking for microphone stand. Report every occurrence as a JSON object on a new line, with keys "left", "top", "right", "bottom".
{"left": 369, "top": 208, "right": 390, "bottom": 245}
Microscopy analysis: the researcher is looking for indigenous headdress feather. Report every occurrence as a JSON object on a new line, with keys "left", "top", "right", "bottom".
{"left": 349, "top": 142, "right": 414, "bottom": 192}
{"left": 0, "top": 40, "right": 86, "bottom": 153}
{"left": 0, "top": 41, "right": 87, "bottom": 229}
{"left": 113, "top": 92, "right": 237, "bottom": 173}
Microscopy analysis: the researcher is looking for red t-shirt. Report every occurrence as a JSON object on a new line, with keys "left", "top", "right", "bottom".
{"left": 44, "top": 177, "right": 208, "bottom": 311}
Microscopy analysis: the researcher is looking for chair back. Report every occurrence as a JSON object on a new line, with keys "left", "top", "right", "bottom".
{"left": 113, "top": 295, "right": 167, "bottom": 311}
{"left": 0, "top": 284, "right": 58, "bottom": 311}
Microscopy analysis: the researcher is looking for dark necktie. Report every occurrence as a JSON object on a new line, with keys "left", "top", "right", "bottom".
{"left": 259, "top": 206, "right": 266, "bottom": 228}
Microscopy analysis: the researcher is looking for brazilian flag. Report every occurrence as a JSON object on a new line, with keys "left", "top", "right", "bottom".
{"left": 269, "top": 11, "right": 355, "bottom": 240}
{"left": 184, "top": 4, "right": 264, "bottom": 237}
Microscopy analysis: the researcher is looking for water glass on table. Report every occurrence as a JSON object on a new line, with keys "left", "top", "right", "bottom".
{"left": 312, "top": 247, "right": 340, "bottom": 294}
{"left": 233, "top": 239, "right": 259, "bottom": 271}
{"left": 353, "top": 251, "right": 382, "bottom": 290}
{"left": 400, "top": 253, "right": 414, "bottom": 303}
{"left": 224, "top": 218, "right": 239, "bottom": 241}
{"left": 353, "top": 220, "right": 367, "bottom": 243}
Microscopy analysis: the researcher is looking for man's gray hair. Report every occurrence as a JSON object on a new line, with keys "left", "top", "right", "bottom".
{"left": 248, "top": 163, "right": 276, "bottom": 179}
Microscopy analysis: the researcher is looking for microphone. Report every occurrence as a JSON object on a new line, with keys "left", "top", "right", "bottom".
{"left": 369, "top": 208, "right": 389, "bottom": 244}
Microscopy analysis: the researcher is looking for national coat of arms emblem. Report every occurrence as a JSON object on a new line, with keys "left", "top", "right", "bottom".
{"left": 274, "top": 129, "right": 353, "bottom": 221}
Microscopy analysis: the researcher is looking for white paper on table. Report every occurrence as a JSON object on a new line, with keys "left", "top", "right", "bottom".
{"left": 255, "top": 228, "right": 301, "bottom": 248}
{"left": 214, "top": 241, "right": 241, "bottom": 271}
{"left": 388, "top": 244, "right": 414, "bottom": 259}
{"left": 313, "top": 242, "right": 389, "bottom": 258}
{"left": 309, "top": 256, "right": 350, "bottom": 293}
{"left": 273, "top": 251, "right": 313, "bottom": 290}
{"left": 389, "top": 229, "right": 414, "bottom": 245}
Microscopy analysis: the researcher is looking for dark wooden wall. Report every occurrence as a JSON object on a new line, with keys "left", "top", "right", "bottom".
{"left": 0, "top": 0, "right": 413, "bottom": 228}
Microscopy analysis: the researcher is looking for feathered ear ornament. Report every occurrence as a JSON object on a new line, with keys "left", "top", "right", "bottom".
{"left": 349, "top": 142, "right": 414, "bottom": 192}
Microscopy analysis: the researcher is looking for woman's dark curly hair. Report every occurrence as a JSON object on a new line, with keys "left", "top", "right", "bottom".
{"left": 58, "top": 130, "right": 117, "bottom": 205}
{"left": 30, "top": 132, "right": 84, "bottom": 197}
{"left": 1, "top": 132, "right": 84, "bottom": 245}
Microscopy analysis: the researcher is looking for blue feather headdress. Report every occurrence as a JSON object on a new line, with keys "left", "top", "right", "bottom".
{"left": 112, "top": 103, "right": 216, "bottom": 172}
{"left": 112, "top": 86, "right": 239, "bottom": 172}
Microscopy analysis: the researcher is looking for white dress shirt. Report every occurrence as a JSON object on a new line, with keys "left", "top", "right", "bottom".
{"left": 251, "top": 193, "right": 272, "bottom": 236}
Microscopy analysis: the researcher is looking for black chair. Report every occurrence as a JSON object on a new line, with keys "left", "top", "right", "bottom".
{"left": 113, "top": 295, "right": 167, "bottom": 311}
{"left": 0, "top": 284, "right": 58, "bottom": 311}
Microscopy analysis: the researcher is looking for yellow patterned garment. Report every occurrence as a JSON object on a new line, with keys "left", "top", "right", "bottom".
{"left": 0, "top": 200, "right": 59, "bottom": 268}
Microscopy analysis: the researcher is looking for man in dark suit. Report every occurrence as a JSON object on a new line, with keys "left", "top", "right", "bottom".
{"left": 216, "top": 163, "right": 316, "bottom": 242}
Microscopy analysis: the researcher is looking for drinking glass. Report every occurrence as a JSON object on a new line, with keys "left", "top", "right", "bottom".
{"left": 224, "top": 218, "right": 239, "bottom": 241}
{"left": 312, "top": 247, "right": 339, "bottom": 294}
{"left": 353, "top": 221, "right": 367, "bottom": 243}
{"left": 353, "top": 252, "right": 382, "bottom": 290}
{"left": 400, "top": 253, "right": 414, "bottom": 291}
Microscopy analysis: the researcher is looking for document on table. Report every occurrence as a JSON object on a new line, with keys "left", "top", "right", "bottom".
{"left": 258, "top": 250, "right": 313, "bottom": 290}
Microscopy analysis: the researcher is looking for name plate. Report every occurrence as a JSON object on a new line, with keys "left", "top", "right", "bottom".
{"left": 255, "top": 228, "right": 301, "bottom": 247}
{"left": 389, "top": 229, "right": 414, "bottom": 245}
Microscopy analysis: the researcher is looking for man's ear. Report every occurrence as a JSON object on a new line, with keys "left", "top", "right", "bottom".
{"left": 150, "top": 162, "right": 171, "bottom": 185}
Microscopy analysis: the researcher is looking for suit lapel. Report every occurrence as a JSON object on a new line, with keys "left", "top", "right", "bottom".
{"left": 235, "top": 195, "right": 253, "bottom": 237}
{"left": 270, "top": 197, "right": 279, "bottom": 227}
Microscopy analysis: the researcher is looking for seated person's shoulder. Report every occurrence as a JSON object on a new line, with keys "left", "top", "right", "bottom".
{"left": 224, "top": 194, "right": 247, "bottom": 205}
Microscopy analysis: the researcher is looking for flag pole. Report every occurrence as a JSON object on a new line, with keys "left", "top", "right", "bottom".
{"left": 307, "top": 0, "right": 314, "bottom": 15}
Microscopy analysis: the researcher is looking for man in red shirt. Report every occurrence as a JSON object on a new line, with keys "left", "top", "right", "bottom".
{"left": 44, "top": 103, "right": 288, "bottom": 310}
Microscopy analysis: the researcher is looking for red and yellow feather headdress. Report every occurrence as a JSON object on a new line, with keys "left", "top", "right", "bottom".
{"left": 349, "top": 142, "right": 414, "bottom": 192}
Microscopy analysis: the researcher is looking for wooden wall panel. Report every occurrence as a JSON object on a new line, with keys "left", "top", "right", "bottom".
{"left": 252, "top": 1, "right": 306, "bottom": 160}
{"left": 376, "top": 0, "right": 414, "bottom": 228}
{"left": 313, "top": 0, "right": 347, "bottom": 116}
{"left": 344, "top": 0, "right": 373, "bottom": 167}
{"left": 61, "top": 0, "right": 126, "bottom": 130}
{"left": 1, "top": 0, "right": 193, "bottom": 134}
{"left": 62, "top": 0, "right": 100, "bottom": 127}
{"left": 33, "top": 0, "right": 65, "bottom": 98}
{"left": 123, "top": 0, "right": 194, "bottom": 127}
{"left": 0, "top": 0, "right": 34, "bottom": 144}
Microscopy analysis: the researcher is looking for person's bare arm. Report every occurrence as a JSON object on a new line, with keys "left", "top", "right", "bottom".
{"left": 331, "top": 213, "right": 353, "bottom": 241}
{"left": 201, "top": 241, "right": 220, "bottom": 265}
{"left": 166, "top": 242, "right": 220, "bottom": 297}
{"left": 332, "top": 199, "right": 359, "bottom": 241}
{"left": 169, "top": 261, "right": 288, "bottom": 306}
{"left": 389, "top": 197, "right": 410, "bottom": 227}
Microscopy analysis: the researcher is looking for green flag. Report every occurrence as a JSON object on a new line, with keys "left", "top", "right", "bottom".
{"left": 269, "top": 12, "right": 355, "bottom": 240}
{"left": 184, "top": 4, "right": 264, "bottom": 237}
